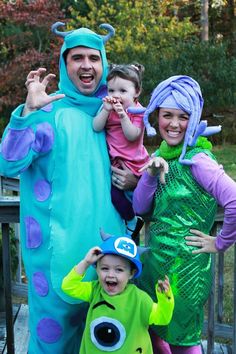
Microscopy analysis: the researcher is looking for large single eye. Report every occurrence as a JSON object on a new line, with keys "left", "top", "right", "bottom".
{"left": 90, "top": 316, "right": 126, "bottom": 351}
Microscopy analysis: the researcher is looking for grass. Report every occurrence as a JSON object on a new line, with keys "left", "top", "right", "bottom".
{"left": 212, "top": 144, "right": 236, "bottom": 180}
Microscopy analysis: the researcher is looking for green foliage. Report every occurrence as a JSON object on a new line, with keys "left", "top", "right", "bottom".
{"left": 141, "top": 40, "right": 236, "bottom": 109}
{"left": 68, "top": 0, "right": 197, "bottom": 62}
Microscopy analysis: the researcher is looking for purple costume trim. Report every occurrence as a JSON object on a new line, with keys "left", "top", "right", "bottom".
{"left": 32, "top": 122, "right": 54, "bottom": 153}
{"left": 34, "top": 179, "right": 51, "bottom": 202}
{"left": 133, "top": 153, "right": 236, "bottom": 252}
{"left": 1, "top": 127, "right": 35, "bottom": 161}
{"left": 33, "top": 272, "right": 49, "bottom": 296}
{"left": 37, "top": 318, "right": 63, "bottom": 343}
{"left": 24, "top": 216, "right": 43, "bottom": 249}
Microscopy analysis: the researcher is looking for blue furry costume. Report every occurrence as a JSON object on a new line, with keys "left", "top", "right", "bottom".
{"left": 0, "top": 23, "right": 124, "bottom": 353}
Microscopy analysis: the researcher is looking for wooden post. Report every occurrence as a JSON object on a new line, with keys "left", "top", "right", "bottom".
{"left": 1, "top": 223, "right": 15, "bottom": 354}
{"left": 207, "top": 254, "right": 216, "bottom": 353}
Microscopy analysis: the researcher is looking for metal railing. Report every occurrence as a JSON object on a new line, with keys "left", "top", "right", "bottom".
{"left": 0, "top": 176, "right": 235, "bottom": 353}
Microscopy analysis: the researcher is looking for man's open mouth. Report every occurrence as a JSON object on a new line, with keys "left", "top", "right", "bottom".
{"left": 79, "top": 74, "right": 94, "bottom": 83}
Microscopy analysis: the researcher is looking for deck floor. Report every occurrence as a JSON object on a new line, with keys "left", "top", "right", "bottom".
{"left": 0, "top": 304, "right": 29, "bottom": 354}
{"left": 0, "top": 304, "right": 232, "bottom": 353}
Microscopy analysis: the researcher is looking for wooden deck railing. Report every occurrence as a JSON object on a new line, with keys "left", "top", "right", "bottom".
{"left": 0, "top": 176, "right": 235, "bottom": 353}
{"left": 0, "top": 196, "right": 20, "bottom": 354}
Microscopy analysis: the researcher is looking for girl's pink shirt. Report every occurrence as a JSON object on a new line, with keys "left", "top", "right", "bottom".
{"left": 105, "top": 103, "right": 149, "bottom": 176}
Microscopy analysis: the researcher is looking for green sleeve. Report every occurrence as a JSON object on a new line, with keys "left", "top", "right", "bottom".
{"left": 149, "top": 285, "right": 174, "bottom": 325}
{"left": 61, "top": 267, "right": 93, "bottom": 302}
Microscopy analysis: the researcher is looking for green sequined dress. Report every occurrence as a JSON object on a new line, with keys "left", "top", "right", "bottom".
{"left": 137, "top": 141, "right": 217, "bottom": 345}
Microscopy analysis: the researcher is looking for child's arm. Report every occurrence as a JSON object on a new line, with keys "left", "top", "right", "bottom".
{"left": 93, "top": 96, "right": 114, "bottom": 131}
{"left": 61, "top": 247, "right": 103, "bottom": 301}
{"left": 113, "top": 102, "right": 141, "bottom": 141}
{"left": 75, "top": 246, "right": 103, "bottom": 275}
{"left": 149, "top": 276, "right": 174, "bottom": 326}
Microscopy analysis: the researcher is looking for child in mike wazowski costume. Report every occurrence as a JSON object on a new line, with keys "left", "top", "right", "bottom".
{"left": 62, "top": 231, "right": 174, "bottom": 353}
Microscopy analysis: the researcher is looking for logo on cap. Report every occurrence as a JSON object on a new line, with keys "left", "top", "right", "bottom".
{"left": 114, "top": 237, "right": 137, "bottom": 259}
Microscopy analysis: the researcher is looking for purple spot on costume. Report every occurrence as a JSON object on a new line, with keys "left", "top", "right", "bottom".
{"left": 37, "top": 318, "right": 63, "bottom": 343}
{"left": 33, "top": 272, "right": 49, "bottom": 296}
{"left": 24, "top": 216, "right": 42, "bottom": 248}
{"left": 34, "top": 180, "right": 51, "bottom": 201}
{"left": 95, "top": 84, "right": 107, "bottom": 99}
{"left": 1, "top": 128, "right": 34, "bottom": 161}
{"left": 41, "top": 103, "right": 53, "bottom": 112}
{"left": 32, "top": 123, "right": 54, "bottom": 153}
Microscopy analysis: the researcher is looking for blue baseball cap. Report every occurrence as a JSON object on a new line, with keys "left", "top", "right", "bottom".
{"left": 99, "top": 236, "right": 142, "bottom": 278}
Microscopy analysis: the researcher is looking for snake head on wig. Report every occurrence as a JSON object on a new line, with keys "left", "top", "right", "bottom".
{"left": 128, "top": 75, "right": 221, "bottom": 165}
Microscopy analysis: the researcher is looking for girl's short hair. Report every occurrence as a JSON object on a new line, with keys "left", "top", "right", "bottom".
{"left": 107, "top": 63, "right": 144, "bottom": 93}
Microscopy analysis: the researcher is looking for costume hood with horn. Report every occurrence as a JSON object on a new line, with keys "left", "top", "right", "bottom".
{"left": 52, "top": 21, "right": 114, "bottom": 114}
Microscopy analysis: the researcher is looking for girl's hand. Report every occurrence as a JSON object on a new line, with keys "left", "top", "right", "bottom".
{"left": 185, "top": 229, "right": 218, "bottom": 253}
{"left": 102, "top": 96, "right": 115, "bottom": 112}
{"left": 84, "top": 247, "right": 103, "bottom": 265}
{"left": 157, "top": 275, "right": 170, "bottom": 293}
{"left": 139, "top": 157, "right": 169, "bottom": 183}
{"left": 113, "top": 102, "right": 126, "bottom": 119}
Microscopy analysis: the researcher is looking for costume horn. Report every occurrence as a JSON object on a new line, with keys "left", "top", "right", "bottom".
{"left": 99, "top": 24, "right": 115, "bottom": 43}
{"left": 51, "top": 22, "right": 73, "bottom": 38}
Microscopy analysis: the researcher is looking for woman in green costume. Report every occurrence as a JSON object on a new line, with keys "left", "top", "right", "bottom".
{"left": 132, "top": 75, "right": 236, "bottom": 353}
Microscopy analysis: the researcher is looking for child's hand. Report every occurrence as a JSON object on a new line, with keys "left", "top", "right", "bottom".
{"left": 84, "top": 246, "right": 103, "bottom": 265}
{"left": 139, "top": 157, "right": 169, "bottom": 183}
{"left": 113, "top": 101, "right": 126, "bottom": 119}
{"left": 157, "top": 275, "right": 170, "bottom": 293}
{"left": 103, "top": 96, "right": 121, "bottom": 112}
{"left": 102, "top": 96, "right": 114, "bottom": 112}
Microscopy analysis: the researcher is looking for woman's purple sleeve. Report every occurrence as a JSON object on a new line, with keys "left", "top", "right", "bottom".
{"left": 191, "top": 153, "right": 236, "bottom": 252}
{"left": 133, "top": 171, "right": 158, "bottom": 215}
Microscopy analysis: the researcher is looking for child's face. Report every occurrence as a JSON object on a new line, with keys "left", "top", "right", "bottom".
{"left": 107, "top": 77, "right": 139, "bottom": 109}
{"left": 97, "top": 254, "right": 135, "bottom": 296}
{"left": 158, "top": 107, "right": 189, "bottom": 146}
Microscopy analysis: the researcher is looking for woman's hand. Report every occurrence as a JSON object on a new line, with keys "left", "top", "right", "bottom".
{"left": 185, "top": 229, "right": 218, "bottom": 253}
{"left": 139, "top": 157, "right": 169, "bottom": 184}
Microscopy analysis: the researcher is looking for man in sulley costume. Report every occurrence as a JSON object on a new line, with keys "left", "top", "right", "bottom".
{"left": 0, "top": 22, "right": 129, "bottom": 353}
{"left": 132, "top": 76, "right": 236, "bottom": 353}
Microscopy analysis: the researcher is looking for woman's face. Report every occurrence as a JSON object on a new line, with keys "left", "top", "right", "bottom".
{"left": 158, "top": 108, "right": 189, "bottom": 146}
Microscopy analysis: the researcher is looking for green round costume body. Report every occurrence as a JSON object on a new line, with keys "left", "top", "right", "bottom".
{"left": 137, "top": 144, "right": 217, "bottom": 345}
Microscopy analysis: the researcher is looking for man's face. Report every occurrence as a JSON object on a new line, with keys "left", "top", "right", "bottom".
{"left": 66, "top": 46, "right": 103, "bottom": 95}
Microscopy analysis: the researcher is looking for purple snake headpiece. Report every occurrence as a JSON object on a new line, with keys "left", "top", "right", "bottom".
{"left": 128, "top": 75, "right": 221, "bottom": 165}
